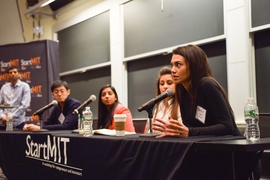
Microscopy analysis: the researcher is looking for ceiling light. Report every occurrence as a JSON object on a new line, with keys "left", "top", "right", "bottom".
{"left": 25, "top": 0, "right": 55, "bottom": 16}
{"left": 41, "top": 0, "right": 55, "bottom": 7}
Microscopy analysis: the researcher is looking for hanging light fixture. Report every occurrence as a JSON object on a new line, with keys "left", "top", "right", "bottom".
{"left": 25, "top": 0, "right": 56, "bottom": 18}
{"left": 40, "top": 0, "right": 55, "bottom": 7}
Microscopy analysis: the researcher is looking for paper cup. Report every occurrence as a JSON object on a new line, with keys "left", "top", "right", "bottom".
{"left": 114, "top": 114, "right": 126, "bottom": 136}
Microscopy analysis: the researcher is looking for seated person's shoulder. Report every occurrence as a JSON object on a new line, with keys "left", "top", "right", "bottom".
{"left": 200, "top": 77, "right": 219, "bottom": 90}
{"left": 116, "top": 103, "right": 129, "bottom": 110}
{"left": 67, "top": 98, "right": 81, "bottom": 104}
{"left": 201, "top": 77, "right": 214, "bottom": 84}
{"left": 73, "top": 98, "right": 81, "bottom": 104}
{"left": 114, "top": 103, "right": 132, "bottom": 114}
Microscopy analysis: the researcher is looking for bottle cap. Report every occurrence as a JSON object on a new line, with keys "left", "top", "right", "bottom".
{"left": 86, "top": 107, "right": 90, "bottom": 110}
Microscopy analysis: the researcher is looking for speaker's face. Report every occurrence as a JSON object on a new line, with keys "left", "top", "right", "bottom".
{"left": 159, "top": 74, "right": 175, "bottom": 94}
{"left": 101, "top": 87, "right": 117, "bottom": 108}
{"left": 171, "top": 54, "right": 190, "bottom": 87}
{"left": 7, "top": 68, "right": 20, "bottom": 83}
{"left": 52, "top": 85, "right": 70, "bottom": 103}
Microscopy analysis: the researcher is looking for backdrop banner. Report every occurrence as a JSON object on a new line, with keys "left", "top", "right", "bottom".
{"left": 0, "top": 40, "right": 59, "bottom": 120}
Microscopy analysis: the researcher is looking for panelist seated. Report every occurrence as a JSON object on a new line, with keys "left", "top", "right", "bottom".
{"left": 152, "top": 45, "right": 242, "bottom": 138}
{"left": 152, "top": 45, "right": 260, "bottom": 180}
{"left": 23, "top": 80, "right": 81, "bottom": 131}
{"left": 144, "top": 66, "right": 182, "bottom": 133}
{"left": 97, "top": 84, "right": 135, "bottom": 132}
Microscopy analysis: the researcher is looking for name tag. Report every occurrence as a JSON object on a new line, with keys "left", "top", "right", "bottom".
{"left": 58, "top": 113, "right": 65, "bottom": 124}
{"left": 195, "top": 106, "right": 206, "bottom": 124}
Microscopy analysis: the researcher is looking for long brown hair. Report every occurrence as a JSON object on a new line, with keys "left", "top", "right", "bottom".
{"left": 154, "top": 66, "right": 179, "bottom": 120}
{"left": 172, "top": 45, "right": 233, "bottom": 118}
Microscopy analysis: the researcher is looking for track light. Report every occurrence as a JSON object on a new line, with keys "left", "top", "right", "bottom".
{"left": 25, "top": 0, "right": 56, "bottom": 18}
{"left": 40, "top": 0, "right": 55, "bottom": 7}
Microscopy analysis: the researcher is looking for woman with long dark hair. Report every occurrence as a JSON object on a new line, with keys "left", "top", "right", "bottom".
{"left": 97, "top": 84, "right": 135, "bottom": 132}
{"left": 153, "top": 44, "right": 260, "bottom": 180}
{"left": 153, "top": 45, "right": 241, "bottom": 137}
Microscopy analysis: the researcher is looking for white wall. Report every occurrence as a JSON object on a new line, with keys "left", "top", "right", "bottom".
{"left": 225, "top": 0, "right": 255, "bottom": 123}
{"left": 0, "top": 0, "right": 24, "bottom": 45}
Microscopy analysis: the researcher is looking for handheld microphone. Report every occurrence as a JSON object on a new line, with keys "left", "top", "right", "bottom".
{"left": 33, "top": 100, "right": 58, "bottom": 115}
{"left": 72, "top": 95, "right": 96, "bottom": 114}
{"left": 137, "top": 89, "right": 174, "bottom": 112}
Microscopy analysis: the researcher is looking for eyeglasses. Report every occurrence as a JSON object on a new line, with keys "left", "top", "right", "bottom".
{"left": 53, "top": 90, "right": 66, "bottom": 95}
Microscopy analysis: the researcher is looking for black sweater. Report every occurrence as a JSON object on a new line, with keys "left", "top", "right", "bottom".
{"left": 180, "top": 78, "right": 242, "bottom": 136}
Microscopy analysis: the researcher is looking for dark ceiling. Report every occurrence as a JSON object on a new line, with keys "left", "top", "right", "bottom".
{"left": 49, "top": 0, "right": 74, "bottom": 11}
{"left": 27, "top": 0, "right": 74, "bottom": 11}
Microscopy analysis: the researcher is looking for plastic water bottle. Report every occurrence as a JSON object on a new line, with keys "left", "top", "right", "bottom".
{"left": 78, "top": 114, "right": 84, "bottom": 134}
{"left": 6, "top": 113, "right": 13, "bottom": 131}
{"left": 244, "top": 97, "right": 260, "bottom": 141}
{"left": 82, "top": 107, "right": 93, "bottom": 137}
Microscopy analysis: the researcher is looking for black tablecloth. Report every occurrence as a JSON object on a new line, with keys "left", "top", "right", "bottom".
{"left": 0, "top": 131, "right": 267, "bottom": 180}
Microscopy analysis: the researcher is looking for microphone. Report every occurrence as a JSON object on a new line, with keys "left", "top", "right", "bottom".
{"left": 72, "top": 95, "right": 96, "bottom": 114}
{"left": 137, "top": 89, "right": 174, "bottom": 112}
{"left": 33, "top": 100, "right": 58, "bottom": 115}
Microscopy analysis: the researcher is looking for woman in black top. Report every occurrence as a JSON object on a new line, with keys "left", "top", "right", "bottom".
{"left": 153, "top": 45, "right": 262, "bottom": 179}
{"left": 153, "top": 44, "right": 242, "bottom": 137}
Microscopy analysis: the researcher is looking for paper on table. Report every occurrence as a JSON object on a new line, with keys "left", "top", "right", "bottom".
{"left": 94, "top": 129, "right": 136, "bottom": 136}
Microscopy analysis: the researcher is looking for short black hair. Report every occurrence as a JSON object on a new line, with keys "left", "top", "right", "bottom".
{"left": 7, "top": 66, "right": 20, "bottom": 73}
{"left": 51, "top": 80, "right": 69, "bottom": 92}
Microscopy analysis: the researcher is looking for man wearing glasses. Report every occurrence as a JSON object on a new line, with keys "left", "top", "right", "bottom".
{"left": 23, "top": 80, "right": 81, "bottom": 131}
